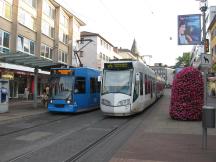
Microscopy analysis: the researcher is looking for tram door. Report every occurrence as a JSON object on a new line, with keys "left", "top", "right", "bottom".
{"left": 89, "top": 77, "right": 99, "bottom": 107}
{"left": 74, "top": 77, "right": 87, "bottom": 109}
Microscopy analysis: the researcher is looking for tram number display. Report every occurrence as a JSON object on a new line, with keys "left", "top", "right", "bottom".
{"left": 52, "top": 69, "right": 74, "bottom": 75}
{"left": 104, "top": 62, "right": 133, "bottom": 70}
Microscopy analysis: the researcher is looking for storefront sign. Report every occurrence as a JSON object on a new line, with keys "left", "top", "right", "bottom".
{"left": 2, "top": 71, "right": 14, "bottom": 80}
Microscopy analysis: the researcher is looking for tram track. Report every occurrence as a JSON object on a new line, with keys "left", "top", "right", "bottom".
{"left": 0, "top": 114, "right": 73, "bottom": 137}
{"left": 0, "top": 109, "right": 102, "bottom": 137}
{"left": 63, "top": 116, "right": 134, "bottom": 162}
{"left": 5, "top": 114, "right": 108, "bottom": 162}
{"left": 5, "top": 115, "right": 134, "bottom": 162}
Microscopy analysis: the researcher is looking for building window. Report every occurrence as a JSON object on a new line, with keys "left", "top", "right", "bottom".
{"left": 79, "top": 51, "right": 84, "bottom": 57}
{"left": 43, "top": 0, "right": 55, "bottom": 19}
{"left": 22, "top": 0, "right": 37, "bottom": 8}
{"left": 59, "top": 29, "right": 68, "bottom": 44}
{"left": 42, "top": 20, "right": 54, "bottom": 38}
{"left": 106, "top": 56, "right": 109, "bottom": 61}
{"left": 58, "top": 50, "right": 68, "bottom": 63}
{"left": 0, "top": 0, "right": 12, "bottom": 20}
{"left": 0, "top": 29, "right": 10, "bottom": 53}
{"left": 60, "top": 13, "right": 68, "bottom": 28}
{"left": 17, "top": 35, "right": 35, "bottom": 55}
{"left": 41, "top": 44, "right": 52, "bottom": 59}
{"left": 103, "top": 54, "right": 105, "bottom": 60}
{"left": 18, "top": 8, "right": 35, "bottom": 30}
{"left": 99, "top": 53, "right": 102, "bottom": 59}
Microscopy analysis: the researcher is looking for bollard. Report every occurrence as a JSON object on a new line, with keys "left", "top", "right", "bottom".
{"left": 202, "top": 106, "right": 215, "bottom": 128}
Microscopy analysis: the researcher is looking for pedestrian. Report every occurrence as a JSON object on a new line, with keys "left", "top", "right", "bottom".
{"left": 41, "top": 88, "right": 48, "bottom": 107}
{"left": 45, "top": 85, "right": 49, "bottom": 97}
{"left": 24, "top": 87, "right": 29, "bottom": 100}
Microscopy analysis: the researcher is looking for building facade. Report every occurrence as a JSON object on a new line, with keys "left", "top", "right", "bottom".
{"left": 151, "top": 63, "right": 174, "bottom": 87}
{"left": 117, "top": 48, "right": 137, "bottom": 60}
{"left": 79, "top": 31, "right": 121, "bottom": 70}
{"left": 0, "top": 0, "right": 85, "bottom": 98}
{"left": 208, "top": 15, "right": 216, "bottom": 71}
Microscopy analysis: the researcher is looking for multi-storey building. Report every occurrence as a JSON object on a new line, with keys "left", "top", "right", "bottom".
{"left": 79, "top": 31, "right": 121, "bottom": 70}
{"left": 117, "top": 48, "right": 137, "bottom": 60}
{"left": 0, "top": 0, "right": 85, "bottom": 98}
{"left": 151, "top": 63, "right": 174, "bottom": 87}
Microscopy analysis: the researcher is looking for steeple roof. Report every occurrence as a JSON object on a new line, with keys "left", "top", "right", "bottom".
{"left": 131, "top": 38, "right": 139, "bottom": 56}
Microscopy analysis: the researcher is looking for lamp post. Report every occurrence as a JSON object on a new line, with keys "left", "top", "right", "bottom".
{"left": 196, "top": 0, "right": 209, "bottom": 150}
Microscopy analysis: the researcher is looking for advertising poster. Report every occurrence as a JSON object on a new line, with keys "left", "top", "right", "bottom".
{"left": 178, "top": 14, "right": 201, "bottom": 45}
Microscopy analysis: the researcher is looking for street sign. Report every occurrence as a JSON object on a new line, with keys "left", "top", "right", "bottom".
{"left": 201, "top": 53, "right": 212, "bottom": 68}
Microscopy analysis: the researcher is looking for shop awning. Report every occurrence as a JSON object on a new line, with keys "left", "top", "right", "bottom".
{"left": 0, "top": 51, "right": 66, "bottom": 71}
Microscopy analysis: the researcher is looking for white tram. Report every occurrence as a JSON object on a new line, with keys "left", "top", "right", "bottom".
{"left": 100, "top": 60, "right": 165, "bottom": 116}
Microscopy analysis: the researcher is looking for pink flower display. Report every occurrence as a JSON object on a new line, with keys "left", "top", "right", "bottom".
{"left": 169, "top": 67, "right": 204, "bottom": 121}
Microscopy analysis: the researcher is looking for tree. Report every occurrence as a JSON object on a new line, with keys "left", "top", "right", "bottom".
{"left": 175, "top": 52, "right": 191, "bottom": 68}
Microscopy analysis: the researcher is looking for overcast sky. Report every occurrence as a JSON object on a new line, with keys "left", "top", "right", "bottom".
{"left": 57, "top": 0, "right": 216, "bottom": 66}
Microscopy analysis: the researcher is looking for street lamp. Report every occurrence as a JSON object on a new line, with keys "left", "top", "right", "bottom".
{"left": 196, "top": 0, "right": 213, "bottom": 150}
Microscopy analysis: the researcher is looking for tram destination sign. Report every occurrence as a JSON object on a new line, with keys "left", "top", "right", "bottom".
{"left": 104, "top": 62, "right": 133, "bottom": 70}
{"left": 51, "top": 69, "right": 74, "bottom": 76}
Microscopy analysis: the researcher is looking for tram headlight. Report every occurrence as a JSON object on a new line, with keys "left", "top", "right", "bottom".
{"left": 101, "top": 99, "right": 111, "bottom": 106}
{"left": 67, "top": 100, "right": 71, "bottom": 104}
{"left": 117, "top": 99, "right": 130, "bottom": 106}
{"left": 50, "top": 100, "right": 53, "bottom": 104}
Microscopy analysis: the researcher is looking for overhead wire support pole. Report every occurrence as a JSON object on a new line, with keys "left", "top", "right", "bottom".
{"left": 74, "top": 39, "right": 93, "bottom": 67}
{"left": 199, "top": 0, "right": 208, "bottom": 150}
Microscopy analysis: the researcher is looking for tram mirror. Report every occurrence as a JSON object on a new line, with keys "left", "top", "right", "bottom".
{"left": 136, "top": 73, "right": 140, "bottom": 81}
{"left": 98, "top": 76, "right": 102, "bottom": 82}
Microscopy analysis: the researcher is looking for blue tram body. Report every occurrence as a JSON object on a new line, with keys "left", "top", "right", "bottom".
{"left": 48, "top": 67, "right": 100, "bottom": 113}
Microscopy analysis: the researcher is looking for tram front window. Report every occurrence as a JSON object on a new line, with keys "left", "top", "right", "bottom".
{"left": 103, "top": 70, "right": 132, "bottom": 95}
{"left": 50, "top": 76, "right": 73, "bottom": 99}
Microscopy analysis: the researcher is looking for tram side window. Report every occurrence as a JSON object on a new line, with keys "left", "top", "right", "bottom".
{"left": 140, "top": 72, "right": 143, "bottom": 95}
{"left": 75, "top": 77, "right": 86, "bottom": 93}
{"left": 90, "top": 77, "right": 97, "bottom": 93}
{"left": 133, "top": 76, "right": 139, "bottom": 102}
{"left": 145, "top": 75, "right": 148, "bottom": 95}
{"left": 96, "top": 80, "right": 100, "bottom": 93}
{"left": 90, "top": 77, "right": 100, "bottom": 93}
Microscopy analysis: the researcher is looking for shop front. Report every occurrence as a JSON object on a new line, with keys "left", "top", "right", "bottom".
{"left": 0, "top": 68, "right": 49, "bottom": 99}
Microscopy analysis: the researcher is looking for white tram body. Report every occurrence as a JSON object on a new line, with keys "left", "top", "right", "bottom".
{"left": 100, "top": 60, "right": 164, "bottom": 116}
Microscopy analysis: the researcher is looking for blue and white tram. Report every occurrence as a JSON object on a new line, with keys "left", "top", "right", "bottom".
{"left": 48, "top": 67, "right": 100, "bottom": 113}
{"left": 100, "top": 60, "right": 161, "bottom": 116}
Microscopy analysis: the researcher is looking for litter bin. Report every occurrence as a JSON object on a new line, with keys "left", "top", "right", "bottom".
{"left": 202, "top": 106, "right": 215, "bottom": 128}
{"left": 0, "top": 79, "right": 9, "bottom": 113}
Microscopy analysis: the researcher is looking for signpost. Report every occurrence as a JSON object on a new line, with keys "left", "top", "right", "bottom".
{"left": 195, "top": 0, "right": 216, "bottom": 150}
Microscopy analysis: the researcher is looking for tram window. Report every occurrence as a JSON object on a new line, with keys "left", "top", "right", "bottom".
{"left": 145, "top": 75, "right": 147, "bottom": 95}
{"left": 140, "top": 72, "right": 143, "bottom": 95}
{"left": 133, "top": 76, "right": 139, "bottom": 102}
{"left": 75, "top": 77, "right": 86, "bottom": 93}
{"left": 90, "top": 78, "right": 97, "bottom": 93}
{"left": 96, "top": 81, "right": 100, "bottom": 93}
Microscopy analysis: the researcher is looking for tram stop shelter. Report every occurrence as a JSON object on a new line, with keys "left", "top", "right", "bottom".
{"left": 0, "top": 51, "right": 66, "bottom": 108}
